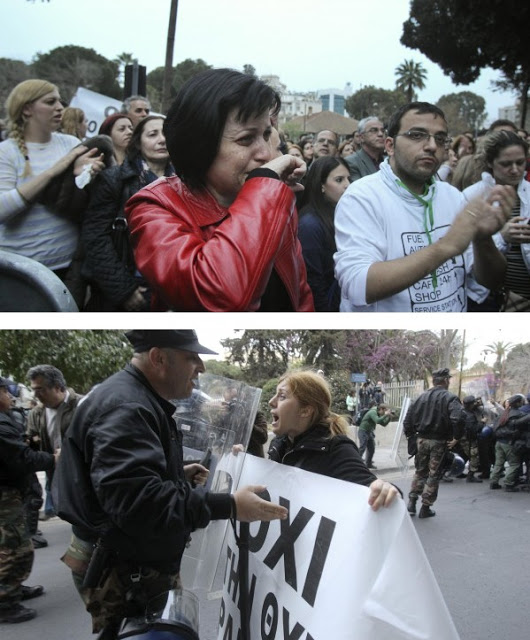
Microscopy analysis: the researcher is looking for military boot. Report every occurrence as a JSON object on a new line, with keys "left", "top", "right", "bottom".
{"left": 407, "top": 497, "right": 417, "bottom": 516}
{"left": 466, "top": 472, "right": 482, "bottom": 483}
{"left": 0, "top": 603, "right": 37, "bottom": 623}
{"left": 418, "top": 505, "right": 436, "bottom": 518}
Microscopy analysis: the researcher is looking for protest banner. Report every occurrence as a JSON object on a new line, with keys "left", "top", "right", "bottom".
{"left": 69, "top": 87, "right": 122, "bottom": 137}
{"left": 218, "top": 456, "right": 461, "bottom": 640}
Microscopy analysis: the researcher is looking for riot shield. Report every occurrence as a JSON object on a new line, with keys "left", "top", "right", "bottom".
{"left": 175, "top": 374, "right": 261, "bottom": 590}
{"left": 391, "top": 396, "right": 413, "bottom": 476}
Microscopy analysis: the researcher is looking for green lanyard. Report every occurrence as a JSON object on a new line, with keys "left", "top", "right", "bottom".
{"left": 395, "top": 178, "right": 438, "bottom": 289}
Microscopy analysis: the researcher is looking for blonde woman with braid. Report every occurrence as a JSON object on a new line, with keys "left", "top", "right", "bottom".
{"left": 268, "top": 371, "right": 399, "bottom": 511}
{"left": 0, "top": 80, "right": 104, "bottom": 279}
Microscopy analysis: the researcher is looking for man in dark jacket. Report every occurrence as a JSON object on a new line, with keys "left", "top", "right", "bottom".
{"left": 456, "top": 395, "right": 484, "bottom": 483}
{"left": 26, "top": 365, "right": 81, "bottom": 531}
{"left": 404, "top": 368, "right": 465, "bottom": 518}
{"left": 490, "top": 395, "right": 530, "bottom": 491}
{"left": 55, "top": 330, "right": 287, "bottom": 638}
{"left": 0, "top": 377, "right": 56, "bottom": 624}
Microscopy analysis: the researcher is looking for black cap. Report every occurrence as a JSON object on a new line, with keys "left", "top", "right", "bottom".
{"left": 432, "top": 368, "right": 452, "bottom": 379}
{"left": 125, "top": 330, "right": 217, "bottom": 355}
{"left": 0, "top": 376, "right": 15, "bottom": 388}
{"left": 508, "top": 394, "right": 525, "bottom": 406}
{"left": 463, "top": 395, "right": 476, "bottom": 405}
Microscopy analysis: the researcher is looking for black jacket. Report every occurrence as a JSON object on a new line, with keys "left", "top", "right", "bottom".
{"left": 55, "top": 364, "right": 231, "bottom": 573}
{"left": 0, "top": 410, "right": 54, "bottom": 490}
{"left": 495, "top": 409, "right": 530, "bottom": 443}
{"left": 404, "top": 386, "right": 465, "bottom": 441}
{"left": 268, "top": 424, "right": 377, "bottom": 486}
{"left": 463, "top": 408, "right": 482, "bottom": 441}
{"left": 81, "top": 158, "right": 147, "bottom": 309}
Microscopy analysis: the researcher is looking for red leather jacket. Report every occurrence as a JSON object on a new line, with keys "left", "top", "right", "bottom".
{"left": 125, "top": 175, "right": 314, "bottom": 311}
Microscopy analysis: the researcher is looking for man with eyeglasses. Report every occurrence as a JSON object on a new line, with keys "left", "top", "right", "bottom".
{"left": 334, "top": 102, "right": 515, "bottom": 312}
{"left": 312, "top": 129, "right": 339, "bottom": 158}
{"left": 345, "top": 116, "right": 386, "bottom": 181}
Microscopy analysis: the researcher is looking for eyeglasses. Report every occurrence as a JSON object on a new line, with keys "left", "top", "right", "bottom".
{"left": 395, "top": 130, "right": 452, "bottom": 148}
{"left": 364, "top": 127, "right": 386, "bottom": 135}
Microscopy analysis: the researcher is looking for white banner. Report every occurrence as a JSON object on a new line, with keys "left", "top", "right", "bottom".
{"left": 69, "top": 87, "right": 122, "bottom": 138}
{"left": 218, "top": 456, "right": 460, "bottom": 640}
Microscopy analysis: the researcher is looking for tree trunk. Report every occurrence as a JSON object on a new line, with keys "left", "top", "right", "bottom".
{"left": 162, "top": 0, "right": 179, "bottom": 114}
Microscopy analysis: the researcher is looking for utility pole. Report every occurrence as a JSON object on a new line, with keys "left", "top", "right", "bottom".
{"left": 162, "top": 0, "right": 179, "bottom": 114}
{"left": 458, "top": 329, "right": 466, "bottom": 398}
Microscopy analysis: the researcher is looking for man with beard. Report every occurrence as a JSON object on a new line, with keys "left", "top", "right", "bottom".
{"left": 334, "top": 102, "right": 515, "bottom": 312}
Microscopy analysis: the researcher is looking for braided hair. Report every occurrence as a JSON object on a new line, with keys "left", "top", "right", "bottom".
{"left": 5, "top": 79, "right": 57, "bottom": 177}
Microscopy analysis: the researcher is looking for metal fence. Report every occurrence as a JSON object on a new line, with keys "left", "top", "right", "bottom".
{"left": 384, "top": 379, "right": 425, "bottom": 408}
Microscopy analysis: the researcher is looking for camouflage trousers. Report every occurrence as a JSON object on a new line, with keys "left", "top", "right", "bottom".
{"left": 62, "top": 533, "right": 181, "bottom": 633}
{"left": 454, "top": 437, "right": 480, "bottom": 474}
{"left": 409, "top": 438, "right": 447, "bottom": 507}
{"left": 0, "top": 487, "right": 34, "bottom": 608}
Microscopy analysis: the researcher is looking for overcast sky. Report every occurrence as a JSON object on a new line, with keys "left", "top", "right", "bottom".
{"left": 3, "top": 0, "right": 517, "bottom": 126}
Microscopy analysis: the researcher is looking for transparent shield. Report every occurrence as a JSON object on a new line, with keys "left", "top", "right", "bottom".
{"left": 175, "top": 374, "right": 262, "bottom": 590}
{"left": 391, "top": 396, "right": 412, "bottom": 476}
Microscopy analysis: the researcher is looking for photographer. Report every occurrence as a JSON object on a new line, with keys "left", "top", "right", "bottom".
{"left": 358, "top": 403, "right": 394, "bottom": 470}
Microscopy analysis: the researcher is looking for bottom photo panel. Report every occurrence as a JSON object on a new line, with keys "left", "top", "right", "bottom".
{"left": 1, "top": 327, "right": 528, "bottom": 640}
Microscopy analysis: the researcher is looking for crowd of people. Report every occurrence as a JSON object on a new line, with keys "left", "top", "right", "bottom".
{"left": 1, "top": 71, "right": 529, "bottom": 312}
{"left": 404, "top": 368, "right": 530, "bottom": 519}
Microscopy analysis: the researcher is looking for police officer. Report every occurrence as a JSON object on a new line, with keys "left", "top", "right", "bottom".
{"left": 0, "top": 376, "right": 57, "bottom": 624}
{"left": 55, "top": 330, "right": 288, "bottom": 638}
{"left": 404, "top": 368, "right": 465, "bottom": 518}
{"left": 457, "top": 395, "right": 483, "bottom": 483}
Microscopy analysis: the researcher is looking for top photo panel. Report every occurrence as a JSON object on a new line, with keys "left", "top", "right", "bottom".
{"left": 2, "top": 0, "right": 529, "bottom": 312}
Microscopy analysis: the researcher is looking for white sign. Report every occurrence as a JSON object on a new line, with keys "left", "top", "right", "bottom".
{"left": 218, "top": 456, "right": 460, "bottom": 640}
{"left": 69, "top": 87, "right": 122, "bottom": 138}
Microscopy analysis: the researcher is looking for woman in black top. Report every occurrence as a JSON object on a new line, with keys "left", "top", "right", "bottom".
{"left": 82, "top": 116, "right": 174, "bottom": 311}
{"left": 268, "top": 370, "right": 399, "bottom": 511}
{"left": 297, "top": 156, "right": 351, "bottom": 311}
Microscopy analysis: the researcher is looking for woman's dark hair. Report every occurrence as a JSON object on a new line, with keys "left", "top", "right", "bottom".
{"left": 164, "top": 68, "right": 281, "bottom": 191}
{"left": 477, "top": 129, "right": 529, "bottom": 175}
{"left": 497, "top": 394, "right": 525, "bottom": 427}
{"left": 126, "top": 114, "right": 166, "bottom": 161}
{"left": 299, "top": 156, "right": 350, "bottom": 245}
{"left": 99, "top": 113, "right": 132, "bottom": 137}
{"left": 387, "top": 101, "right": 447, "bottom": 139}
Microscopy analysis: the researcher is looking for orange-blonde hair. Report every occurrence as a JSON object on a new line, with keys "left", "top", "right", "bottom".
{"left": 278, "top": 370, "right": 348, "bottom": 437}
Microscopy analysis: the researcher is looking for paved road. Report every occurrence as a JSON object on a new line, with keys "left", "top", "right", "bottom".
{"left": 3, "top": 471, "right": 529, "bottom": 639}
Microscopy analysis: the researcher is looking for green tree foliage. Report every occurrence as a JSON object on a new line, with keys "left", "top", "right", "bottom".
{"left": 0, "top": 58, "right": 31, "bottom": 119}
{"left": 204, "top": 360, "right": 244, "bottom": 381}
{"left": 243, "top": 64, "right": 256, "bottom": 77}
{"left": 394, "top": 59, "right": 427, "bottom": 102}
{"left": 31, "top": 45, "right": 121, "bottom": 102}
{"left": 147, "top": 58, "right": 212, "bottom": 110}
{"left": 436, "top": 91, "right": 486, "bottom": 134}
{"left": 504, "top": 343, "right": 530, "bottom": 395}
{"left": 345, "top": 86, "right": 408, "bottom": 122}
{"left": 401, "top": 0, "right": 530, "bottom": 125}
{"left": 0, "top": 330, "right": 131, "bottom": 393}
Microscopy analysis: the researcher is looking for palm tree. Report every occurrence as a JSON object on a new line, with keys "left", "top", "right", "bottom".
{"left": 114, "top": 52, "right": 134, "bottom": 88}
{"left": 484, "top": 341, "right": 513, "bottom": 400}
{"left": 395, "top": 60, "right": 427, "bottom": 102}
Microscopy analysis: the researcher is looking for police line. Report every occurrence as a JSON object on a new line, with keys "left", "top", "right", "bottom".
{"left": 214, "top": 455, "right": 460, "bottom": 640}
